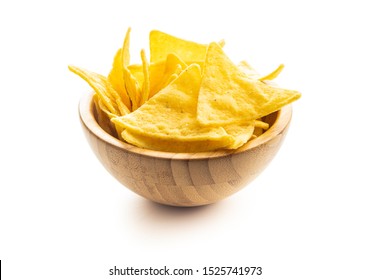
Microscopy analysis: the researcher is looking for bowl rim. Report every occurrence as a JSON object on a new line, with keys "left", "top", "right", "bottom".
{"left": 79, "top": 92, "right": 292, "bottom": 160}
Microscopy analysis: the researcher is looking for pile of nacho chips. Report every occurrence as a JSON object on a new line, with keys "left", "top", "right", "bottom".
{"left": 69, "top": 28, "right": 301, "bottom": 153}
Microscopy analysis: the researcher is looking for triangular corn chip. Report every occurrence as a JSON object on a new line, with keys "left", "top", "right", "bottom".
{"left": 122, "top": 28, "right": 141, "bottom": 111}
{"left": 107, "top": 49, "right": 132, "bottom": 111}
{"left": 238, "top": 60, "right": 260, "bottom": 79}
{"left": 139, "top": 49, "right": 150, "bottom": 106}
{"left": 68, "top": 65, "right": 129, "bottom": 116}
{"left": 197, "top": 42, "right": 301, "bottom": 125}
{"left": 149, "top": 53, "right": 187, "bottom": 97}
{"left": 149, "top": 30, "right": 208, "bottom": 63}
{"left": 223, "top": 124, "right": 255, "bottom": 149}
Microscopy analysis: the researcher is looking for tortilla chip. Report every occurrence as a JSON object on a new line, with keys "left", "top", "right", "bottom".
{"left": 127, "top": 63, "right": 144, "bottom": 87}
{"left": 121, "top": 27, "right": 141, "bottom": 111}
{"left": 223, "top": 123, "right": 255, "bottom": 149}
{"left": 238, "top": 60, "right": 260, "bottom": 79}
{"left": 197, "top": 42, "right": 301, "bottom": 125}
{"left": 149, "top": 53, "right": 187, "bottom": 97}
{"left": 68, "top": 65, "right": 129, "bottom": 116}
{"left": 149, "top": 30, "right": 208, "bottom": 63}
{"left": 121, "top": 128, "right": 234, "bottom": 153}
{"left": 107, "top": 49, "right": 132, "bottom": 111}
{"left": 139, "top": 49, "right": 150, "bottom": 106}
{"left": 259, "top": 64, "right": 285, "bottom": 81}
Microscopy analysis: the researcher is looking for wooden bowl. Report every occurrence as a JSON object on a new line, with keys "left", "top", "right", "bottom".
{"left": 79, "top": 92, "right": 292, "bottom": 207}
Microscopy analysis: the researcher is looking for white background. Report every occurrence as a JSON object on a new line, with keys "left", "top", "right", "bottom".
{"left": 1, "top": 0, "right": 368, "bottom": 279}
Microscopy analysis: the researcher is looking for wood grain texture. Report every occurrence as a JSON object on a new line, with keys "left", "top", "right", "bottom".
{"left": 79, "top": 92, "right": 292, "bottom": 207}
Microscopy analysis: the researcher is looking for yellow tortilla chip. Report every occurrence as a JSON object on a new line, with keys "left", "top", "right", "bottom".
{"left": 164, "top": 72, "right": 179, "bottom": 85}
{"left": 197, "top": 42, "right": 301, "bottom": 125}
{"left": 126, "top": 63, "right": 144, "bottom": 85}
{"left": 149, "top": 53, "right": 187, "bottom": 97}
{"left": 238, "top": 60, "right": 260, "bottom": 79}
{"left": 124, "top": 56, "right": 185, "bottom": 101}
{"left": 252, "top": 120, "right": 269, "bottom": 138}
{"left": 139, "top": 49, "right": 150, "bottom": 106}
{"left": 107, "top": 49, "right": 132, "bottom": 111}
{"left": 121, "top": 28, "right": 141, "bottom": 111}
{"left": 149, "top": 30, "right": 208, "bottom": 63}
{"left": 68, "top": 65, "right": 129, "bottom": 116}
{"left": 259, "top": 64, "right": 285, "bottom": 81}
{"left": 223, "top": 123, "right": 255, "bottom": 149}
{"left": 118, "top": 118, "right": 255, "bottom": 152}
{"left": 92, "top": 94, "right": 118, "bottom": 137}
{"left": 121, "top": 129, "right": 233, "bottom": 153}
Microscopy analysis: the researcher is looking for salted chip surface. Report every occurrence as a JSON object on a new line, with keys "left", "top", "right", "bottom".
{"left": 197, "top": 42, "right": 301, "bottom": 125}
{"left": 112, "top": 64, "right": 235, "bottom": 151}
